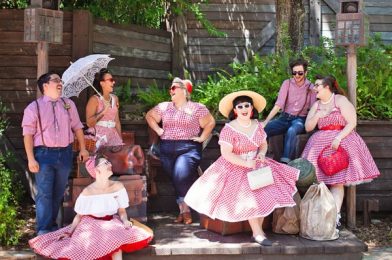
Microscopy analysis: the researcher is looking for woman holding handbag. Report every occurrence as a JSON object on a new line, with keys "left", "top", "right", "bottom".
{"left": 184, "top": 91, "right": 299, "bottom": 246}
{"left": 146, "top": 77, "right": 216, "bottom": 225}
{"left": 301, "top": 75, "right": 380, "bottom": 226}
{"left": 29, "top": 155, "right": 153, "bottom": 260}
{"left": 85, "top": 68, "right": 123, "bottom": 149}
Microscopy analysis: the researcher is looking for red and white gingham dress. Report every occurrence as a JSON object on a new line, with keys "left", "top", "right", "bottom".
{"left": 154, "top": 101, "right": 210, "bottom": 140}
{"left": 29, "top": 188, "right": 152, "bottom": 260}
{"left": 301, "top": 101, "right": 380, "bottom": 185}
{"left": 184, "top": 122, "right": 299, "bottom": 222}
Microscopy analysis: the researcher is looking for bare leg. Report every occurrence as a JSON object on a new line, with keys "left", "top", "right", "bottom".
{"left": 112, "top": 250, "right": 122, "bottom": 260}
{"left": 248, "top": 217, "right": 265, "bottom": 238}
{"left": 330, "top": 184, "right": 345, "bottom": 213}
{"left": 249, "top": 217, "right": 272, "bottom": 246}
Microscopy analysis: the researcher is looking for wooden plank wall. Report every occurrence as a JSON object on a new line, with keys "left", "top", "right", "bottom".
{"left": 92, "top": 19, "right": 172, "bottom": 90}
{"left": 321, "top": 0, "right": 392, "bottom": 44}
{"left": 186, "top": 0, "right": 276, "bottom": 82}
{"left": 0, "top": 10, "right": 73, "bottom": 154}
{"left": 356, "top": 121, "right": 392, "bottom": 211}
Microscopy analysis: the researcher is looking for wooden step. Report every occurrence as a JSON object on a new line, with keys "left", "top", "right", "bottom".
{"left": 124, "top": 213, "right": 367, "bottom": 260}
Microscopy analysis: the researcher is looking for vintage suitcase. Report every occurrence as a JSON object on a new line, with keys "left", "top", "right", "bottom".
{"left": 65, "top": 175, "right": 147, "bottom": 223}
{"left": 199, "top": 214, "right": 271, "bottom": 236}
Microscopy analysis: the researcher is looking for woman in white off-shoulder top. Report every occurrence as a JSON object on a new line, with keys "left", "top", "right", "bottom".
{"left": 29, "top": 155, "right": 153, "bottom": 260}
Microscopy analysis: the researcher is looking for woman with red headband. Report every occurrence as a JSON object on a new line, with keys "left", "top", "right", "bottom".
{"left": 29, "top": 155, "right": 153, "bottom": 260}
{"left": 146, "top": 77, "right": 215, "bottom": 225}
{"left": 302, "top": 75, "right": 380, "bottom": 227}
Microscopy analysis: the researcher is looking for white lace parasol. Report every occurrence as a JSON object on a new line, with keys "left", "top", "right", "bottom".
{"left": 61, "top": 54, "right": 114, "bottom": 98}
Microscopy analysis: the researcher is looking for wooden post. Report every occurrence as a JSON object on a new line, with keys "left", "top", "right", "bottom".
{"left": 36, "top": 41, "right": 49, "bottom": 98}
{"left": 346, "top": 44, "right": 357, "bottom": 229}
{"left": 171, "top": 14, "right": 187, "bottom": 78}
{"left": 309, "top": 0, "right": 321, "bottom": 46}
{"left": 71, "top": 10, "right": 93, "bottom": 122}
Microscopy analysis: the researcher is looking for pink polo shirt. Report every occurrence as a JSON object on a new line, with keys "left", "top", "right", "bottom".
{"left": 154, "top": 101, "right": 210, "bottom": 140}
{"left": 22, "top": 95, "right": 83, "bottom": 147}
{"left": 275, "top": 78, "right": 316, "bottom": 117}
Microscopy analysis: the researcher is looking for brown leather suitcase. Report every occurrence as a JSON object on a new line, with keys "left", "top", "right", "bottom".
{"left": 199, "top": 214, "right": 271, "bottom": 236}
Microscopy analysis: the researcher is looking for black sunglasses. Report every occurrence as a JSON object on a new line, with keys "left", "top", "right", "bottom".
{"left": 292, "top": 71, "right": 304, "bottom": 76}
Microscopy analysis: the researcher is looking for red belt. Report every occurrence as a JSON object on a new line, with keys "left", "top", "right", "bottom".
{"left": 87, "top": 215, "right": 113, "bottom": 221}
{"left": 320, "top": 125, "right": 344, "bottom": 131}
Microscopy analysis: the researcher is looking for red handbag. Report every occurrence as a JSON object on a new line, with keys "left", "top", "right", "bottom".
{"left": 317, "top": 146, "right": 349, "bottom": 176}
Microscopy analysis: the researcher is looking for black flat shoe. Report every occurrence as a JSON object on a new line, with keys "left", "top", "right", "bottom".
{"left": 252, "top": 236, "right": 273, "bottom": 246}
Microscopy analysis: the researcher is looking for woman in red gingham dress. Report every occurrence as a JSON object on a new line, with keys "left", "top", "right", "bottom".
{"left": 29, "top": 155, "right": 153, "bottom": 260}
{"left": 185, "top": 91, "right": 299, "bottom": 246}
{"left": 146, "top": 78, "right": 215, "bottom": 225}
{"left": 86, "top": 68, "right": 123, "bottom": 149}
{"left": 301, "top": 75, "right": 380, "bottom": 225}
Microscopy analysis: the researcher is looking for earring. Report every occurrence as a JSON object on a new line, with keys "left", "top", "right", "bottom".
{"left": 234, "top": 111, "right": 238, "bottom": 118}
{"left": 250, "top": 111, "right": 254, "bottom": 118}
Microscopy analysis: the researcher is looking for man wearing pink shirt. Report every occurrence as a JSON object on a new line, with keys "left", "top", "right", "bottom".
{"left": 263, "top": 59, "right": 316, "bottom": 163}
{"left": 22, "top": 72, "right": 89, "bottom": 235}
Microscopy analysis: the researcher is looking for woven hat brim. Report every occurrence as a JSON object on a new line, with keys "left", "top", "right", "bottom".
{"left": 218, "top": 90, "right": 267, "bottom": 118}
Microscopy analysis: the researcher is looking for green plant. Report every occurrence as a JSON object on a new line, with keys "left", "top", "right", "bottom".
{"left": 137, "top": 81, "right": 170, "bottom": 111}
{"left": 0, "top": 0, "right": 28, "bottom": 9}
{"left": 192, "top": 35, "right": 392, "bottom": 120}
{"left": 114, "top": 78, "right": 133, "bottom": 106}
{"left": 0, "top": 100, "right": 24, "bottom": 246}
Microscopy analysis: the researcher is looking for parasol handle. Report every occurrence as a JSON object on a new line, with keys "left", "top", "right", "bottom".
{"left": 81, "top": 74, "right": 103, "bottom": 98}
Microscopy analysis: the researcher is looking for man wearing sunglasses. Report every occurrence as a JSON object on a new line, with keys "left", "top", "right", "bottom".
{"left": 263, "top": 59, "right": 316, "bottom": 164}
{"left": 22, "top": 72, "right": 89, "bottom": 235}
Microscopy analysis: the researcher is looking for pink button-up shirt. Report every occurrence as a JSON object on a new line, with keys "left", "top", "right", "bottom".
{"left": 22, "top": 95, "right": 83, "bottom": 147}
{"left": 275, "top": 78, "right": 316, "bottom": 117}
{"left": 154, "top": 101, "right": 210, "bottom": 140}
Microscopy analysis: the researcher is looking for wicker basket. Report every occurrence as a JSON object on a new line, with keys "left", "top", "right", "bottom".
{"left": 317, "top": 146, "right": 349, "bottom": 176}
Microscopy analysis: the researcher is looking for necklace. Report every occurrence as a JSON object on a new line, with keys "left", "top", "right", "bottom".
{"left": 237, "top": 119, "right": 252, "bottom": 128}
{"left": 320, "top": 93, "right": 334, "bottom": 105}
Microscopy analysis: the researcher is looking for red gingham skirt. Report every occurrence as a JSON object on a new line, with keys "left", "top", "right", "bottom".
{"left": 301, "top": 130, "right": 380, "bottom": 185}
{"left": 29, "top": 215, "right": 152, "bottom": 260}
{"left": 185, "top": 157, "right": 299, "bottom": 222}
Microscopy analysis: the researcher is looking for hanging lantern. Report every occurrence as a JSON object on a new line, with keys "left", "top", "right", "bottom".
{"left": 335, "top": 0, "right": 369, "bottom": 46}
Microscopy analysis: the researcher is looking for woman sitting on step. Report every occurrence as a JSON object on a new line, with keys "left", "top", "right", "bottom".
{"left": 184, "top": 91, "right": 299, "bottom": 246}
{"left": 29, "top": 155, "right": 153, "bottom": 260}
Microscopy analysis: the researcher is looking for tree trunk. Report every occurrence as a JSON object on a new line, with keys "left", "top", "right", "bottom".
{"left": 275, "top": 0, "right": 305, "bottom": 54}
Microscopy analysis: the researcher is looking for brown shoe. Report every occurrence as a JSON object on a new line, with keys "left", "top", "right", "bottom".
{"left": 173, "top": 213, "right": 183, "bottom": 223}
{"left": 183, "top": 212, "right": 192, "bottom": 225}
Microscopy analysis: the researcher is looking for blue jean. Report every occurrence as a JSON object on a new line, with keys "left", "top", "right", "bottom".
{"left": 34, "top": 145, "right": 73, "bottom": 235}
{"left": 159, "top": 140, "right": 202, "bottom": 204}
{"left": 264, "top": 112, "right": 306, "bottom": 162}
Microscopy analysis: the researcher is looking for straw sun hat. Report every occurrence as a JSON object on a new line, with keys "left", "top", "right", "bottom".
{"left": 218, "top": 90, "right": 267, "bottom": 118}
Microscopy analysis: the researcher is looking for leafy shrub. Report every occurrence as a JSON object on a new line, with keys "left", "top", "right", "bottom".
{"left": 0, "top": 99, "right": 24, "bottom": 246}
{"left": 137, "top": 81, "right": 169, "bottom": 111}
{"left": 192, "top": 35, "right": 392, "bottom": 120}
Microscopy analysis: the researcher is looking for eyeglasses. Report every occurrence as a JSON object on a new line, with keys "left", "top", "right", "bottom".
{"left": 235, "top": 103, "right": 251, "bottom": 110}
{"left": 102, "top": 78, "right": 115, "bottom": 83}
{"left": 97, "top": 160, "right": 111, "bottom": 168}
{"left": 292, "top": 71, "right": 305, "bottom": 76}
{"left": 49, "top": 78, "right": 64, "bottom": 84}
{"left": 314, "top": 83, "right": 323, "bottom": 88}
